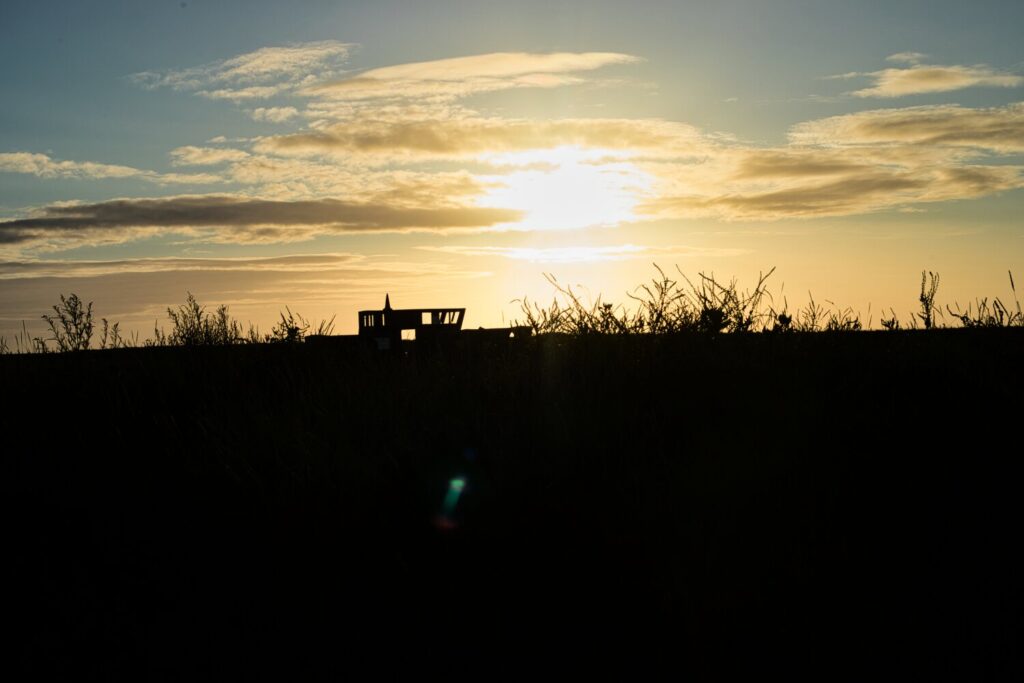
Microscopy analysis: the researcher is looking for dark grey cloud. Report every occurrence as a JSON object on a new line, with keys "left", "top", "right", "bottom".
{"left": 0, "top": 195, "right": 523, "bottom": 245}
{"left": 642, "top": 162, "right": 1023, "bottom": 220}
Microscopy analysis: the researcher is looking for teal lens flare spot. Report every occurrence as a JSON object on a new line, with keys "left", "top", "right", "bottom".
{"left": 441, "top": 477, "right": 467, "bottom": 516}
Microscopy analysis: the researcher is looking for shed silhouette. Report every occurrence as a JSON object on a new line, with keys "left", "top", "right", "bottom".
{"left": 358, "top": 294, "right": 465, "bottom": 349}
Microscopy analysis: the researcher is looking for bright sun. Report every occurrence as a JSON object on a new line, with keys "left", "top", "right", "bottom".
{"left": 478, "top": 146, "right": 651, "bottom": 231}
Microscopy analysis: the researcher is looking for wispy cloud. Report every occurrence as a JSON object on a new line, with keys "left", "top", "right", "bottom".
{"left": 832, "top": 57, "right": 1022, "bottom": 98}
{"left": 886, "top": 52, "right": 928, "bottom": 65}
{"left": 1, "top": 152, "right": 140, "bottom": 179}
{"left": 0, "top": 252, "right": 490, "bottom": 281}
{"left": 0, "top": 151, "right": 222, "bottom": 184}
{"left": 789, "top": 102, "right": 1024, "bottom": 152}
{"left": 170, "top": 146, "right": 250, "bottom": 166}
{"left": 128, "top": 41, "right": 354, "bottom": 100}
{"left": 155, "top": 173, "right": 228, "bottom": 185}
{"left": 199, "top": 86, "right": 286, "bottom": 102}
{"left": 419, "top": 243, "right": 746, "bottom": 263}
{"left": 306, "top": 51, "right": 640, "bottom": 101}
{"left": 0, "top": 253, "right": 366, "bottom": 279}
{"left": 250, "top": 106, "right": 299, "bottom": 123}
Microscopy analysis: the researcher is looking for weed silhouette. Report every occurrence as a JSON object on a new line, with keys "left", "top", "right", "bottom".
{"left": 41, "top": 293, "right": 94, "bottom": 351}
{"left": 946, "top": 271, "right": 1023, "bottom": 328}
{"left": 917, "top": 271, "right": 941, "bottom": 329}
{"left": 155, "top": 292, "right": 244, "bottom": 346}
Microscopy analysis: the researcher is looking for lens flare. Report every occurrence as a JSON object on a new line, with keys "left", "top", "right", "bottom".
{"left": 435, "top": 476, "right": 467, "bottom": 530}
{"left": 442, "top": 476, "right": 466, "bottom": 516}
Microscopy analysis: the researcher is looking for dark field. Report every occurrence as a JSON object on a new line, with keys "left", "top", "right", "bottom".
{"left": 4, "top": 330, "right": 1023, "bottom": 679}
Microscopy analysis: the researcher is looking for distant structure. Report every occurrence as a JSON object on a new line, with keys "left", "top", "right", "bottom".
{"left": 358, "top": 294, "right": 465, "bottom": 350}
{"left": 305, "top": 294, "right": 530, "bottom": 349}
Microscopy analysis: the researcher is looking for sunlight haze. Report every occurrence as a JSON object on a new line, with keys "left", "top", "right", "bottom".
{"left": 1, "top": 0, "right": 1022, "bottom": 338}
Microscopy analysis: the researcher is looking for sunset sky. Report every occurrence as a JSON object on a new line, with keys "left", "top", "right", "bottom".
{"left": 2, "top": 0, "right": 1022, "bottom": 338}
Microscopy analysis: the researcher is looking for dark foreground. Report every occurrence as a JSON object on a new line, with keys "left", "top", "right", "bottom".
{"left": 4, "top": 330, "right": 1023, "bottom": 679}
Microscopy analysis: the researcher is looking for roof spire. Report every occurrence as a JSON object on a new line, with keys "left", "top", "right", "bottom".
{"left": 384, "top": 293, "right": 392, "bottom": 311}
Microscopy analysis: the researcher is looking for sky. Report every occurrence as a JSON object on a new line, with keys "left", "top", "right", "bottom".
{"left": 2, "top": 0, "right": 1023, "bottom": 339}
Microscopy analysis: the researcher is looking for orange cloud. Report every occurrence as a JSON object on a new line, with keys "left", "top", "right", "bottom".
{"left": 831, "top": 59, "right": 1022, "bottom": 98}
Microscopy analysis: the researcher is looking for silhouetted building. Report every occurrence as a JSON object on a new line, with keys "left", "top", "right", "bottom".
{"left": 306, "top": 294, "right": 529, "bottom": 349}
{"left": 358, "top": 294, "right": 465, "bottom": 350}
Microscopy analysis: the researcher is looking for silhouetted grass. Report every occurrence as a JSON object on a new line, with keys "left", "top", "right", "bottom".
{"left": 3, "top": 267, "right": 1021, "bottom": 356}
{"left": 514, "top": 266, "right": 780, "bottom": 334}
{"left": 946, "top": 271, "right": 1023, "bottom": 328}
{"left": 4, "top": 315, "right": 1022, "bottom": 677}
{"left": 514, "top": 266, "right": 1022, "bottom": 338}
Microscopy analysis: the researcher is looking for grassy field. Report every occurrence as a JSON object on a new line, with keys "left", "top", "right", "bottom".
{"left": 4, "top": 326, "right": 1022, "bottom": 678}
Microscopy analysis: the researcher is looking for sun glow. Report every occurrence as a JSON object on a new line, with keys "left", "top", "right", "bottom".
{"left": 478, "top": 146, "right": 651, "bottom": 231}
